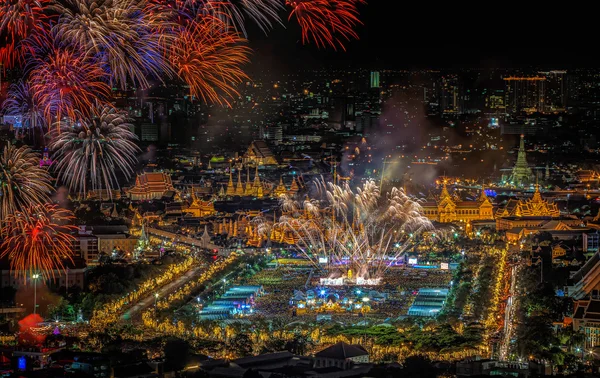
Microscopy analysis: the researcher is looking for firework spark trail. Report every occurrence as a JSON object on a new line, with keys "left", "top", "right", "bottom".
{"left": 54, "top": 0, "right": 173, "bottom": 90}
{"left": 286, "top": 0, "right": 364, "bottom": 50}
{"left": 29, "top": 43, "right": 111, "bottom": 124}
{"left": 168, "top": 15, "right": 250, "bottom": 106}
{"left": 0, "top": 0, "right": 50, "bottom": 67}
{"left": 0, "top": 204, "right": 76, "bottom": 282}
{"left": 2, "top": 80, "right": 45, "bottom": 130}
{"left": 49, "top": 104, "right": 140, "bottom": 198}
{"left": 0, "top": 144, "right": 53, "bottom": 221}
{"left": 277, "top": 178, "right": 433, "bottom": 279}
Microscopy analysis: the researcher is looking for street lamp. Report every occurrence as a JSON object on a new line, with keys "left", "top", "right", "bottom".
{"left": 32, "top": 274, "right": 40, "bottom": 315}
{"left": 222, "top": 279, "right": 227, "bottom": 292}
{"left": 154, "top": 293, "right": 159, "bottom": 306}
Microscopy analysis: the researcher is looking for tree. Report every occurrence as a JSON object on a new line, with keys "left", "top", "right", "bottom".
{"left": 228, "top": 333, "right": 253, "bottom": 358}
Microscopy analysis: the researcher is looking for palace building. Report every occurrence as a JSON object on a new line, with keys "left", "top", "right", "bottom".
{"left": 243, "top": 140, "right": 278, "bottom": 166}
{"left": 421, "top": 182, "right": 494, "bottom": 223}
{"left": 495, "top": 184, "right": 561, "bottom": 231}
{"left": 184, "top": 188, "right": 216, "bottom": 217}
{"left": 128, "top": 172, "right": 176, "bottom": 201}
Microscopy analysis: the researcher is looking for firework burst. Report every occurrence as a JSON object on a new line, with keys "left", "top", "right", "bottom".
{"left": 49, "top": 104, "right": 140, "bottom": 198}
{"left": 2, "top": 80, "right": 45, "bottom": 131}
{"left": 277, "top": 178, "right": 433, "bottom": 279}
{"left": 0, "top": 144, "right": 52, "bottom": 221}
{"left": 168, "top": 16, "right": 250, "bottom": 105}
{"left": 0, "top": 0, "right": 50, "bottom": 67}
{"left": 29, "top": 45, "right": 111, "bottom": 124}
{"left": 0, "top": 204, "right": 76, "bottom": 281}
{"left": 54, "top": 0, "right": 172, "bottom": 90}
{"left": 286, "top": 0, "right": 364, "bottom": 50}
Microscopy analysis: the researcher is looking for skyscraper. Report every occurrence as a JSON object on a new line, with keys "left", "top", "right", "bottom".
{"left": 503, "top": 76, "right": 545, "bottom": 114}
{"left": 439, "top": 75, "right": 462, "bottom": 115}
{"left": 540, "top": 70, "right": 567, "bottom": 112}
{"left": 370, "top": 71, "right": 380, "bottom": 88}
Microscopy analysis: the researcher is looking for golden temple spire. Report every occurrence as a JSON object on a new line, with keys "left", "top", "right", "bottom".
{"left": 479, "top": 181, "right": 489, "bottom": 202}
{"left": 226, "top": 167, "right": 235, "bottom": 196}
{"left": 235, "top": 169, "right": 244, "bottom": 196}
{"left": 440, "top": 179, "right": 451, "bottom": 199}
{"left": 245, "top": 166, "right": 252, "bottom": 195}
{"left": 253, "top": 165, "right": 263, "bottom": 198}
{"left": 273, "top": 176, "right": 287, "bottom": 197}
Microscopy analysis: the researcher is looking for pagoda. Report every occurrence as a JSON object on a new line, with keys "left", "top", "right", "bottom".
{"left": 244, "top": 167, "right": 253, "bottom": 196}
{"left": 226, "top": 169, "right": 235, "bottom": 196}
{"left": 509, "top": 134, "right": 533, "bottom": 186}
{"left": 289, "top": 176, "right": 299, "bottom": 196}
{"left": 251, "top": 165, "right": 263, "bottom": 198}
{"left": 184, "top": 187, "right": 216, "bottom": 217}
{"left": 272, "top": 176, "right": 288, "bottom": 197}
{"left": 235, "top": 170, "right": 245, "bottom": 196}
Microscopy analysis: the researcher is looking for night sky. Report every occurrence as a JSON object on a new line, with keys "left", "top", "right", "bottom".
{"left": 248, "top": 2, "right": 595, "bottom": 71}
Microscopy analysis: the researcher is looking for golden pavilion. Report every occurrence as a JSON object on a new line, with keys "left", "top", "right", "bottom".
{"left": 184, "top": 188, "right": 216, "bottom": 217}
{"left": 495, "top": 184, "right": 561, "bottom": 231}
{"left": 128, "top": 172, "right": 176, "bottom": 201}
{"left": 421, "top": 182, "right": 494, "bottom": 223}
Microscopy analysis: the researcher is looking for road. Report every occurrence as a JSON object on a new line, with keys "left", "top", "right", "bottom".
{"left": 500, "top": 263, "right": 520, "bottom": 359}
{"left": 121, "top": 265, "right": 205, "bottom": 322}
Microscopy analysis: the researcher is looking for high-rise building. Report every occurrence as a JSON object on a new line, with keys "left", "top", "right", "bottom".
{"left": 370, "top": 71, "right": 380, "bottom": 88}
{"left": 141, "top": 123, "right": 159, "bottom": 142}
{"left": 439, "top": 75, "right": 462, "bottom": 115}
{"left": 540, "top": 70, "right": 567, "bottom": 112}
{"left": 503, "top": 76, "right": 545, "bottom": 114}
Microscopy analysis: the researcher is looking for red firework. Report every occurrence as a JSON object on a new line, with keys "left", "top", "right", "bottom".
{"left": 0, "top": 204, "right": 76, "bottom": 282}
{"left": 29, "top": 47, "right": 111, "bottom": 124}
{"left": 168, "top": 16, "right": 250, "bottom": 106}
{"left": 287, "top": 0, "right": 364, "bottom": 50}
{"left": 0, "top": 0, "right": 50, "bottom": 67}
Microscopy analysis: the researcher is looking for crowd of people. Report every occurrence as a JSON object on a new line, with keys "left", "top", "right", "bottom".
{"left": 242, "top": 265, "right": 453, "bottom": 322}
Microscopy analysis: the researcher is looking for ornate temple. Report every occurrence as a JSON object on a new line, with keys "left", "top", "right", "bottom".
{"left": 224, "top": 166, "right": 289, "bottom": 199}
{"left": 128, "top": 172, "right": 176, "bottom": 200}
{"left": 243, "top": 140, "right": 278, "bottom": 166}
{"left": 495, "top": 184, "right": 562, "bottom": 231}
{"left": 421, "top": 182, "right": 494, "bottom": 223}
{"left": 508, "top": 134, "right": 533, "bottom": 186}
{"left": 184, "top": 188, "right": 216, "bottom": 217}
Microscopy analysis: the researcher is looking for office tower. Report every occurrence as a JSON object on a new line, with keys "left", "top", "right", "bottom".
{"left": 370, "top": 71, "right": 380, "bottom": 88}
{"left": 503, "top": 76, "right": 545, "bottom": 114}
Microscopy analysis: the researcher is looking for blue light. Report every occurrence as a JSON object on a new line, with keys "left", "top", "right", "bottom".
{"left": 320, "top": 290, "right": 326, "bottom": 296}
{"left": 18, "top": 356, "right": 26, "bottom": 371}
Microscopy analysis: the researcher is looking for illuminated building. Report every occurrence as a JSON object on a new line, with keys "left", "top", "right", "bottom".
{"left": 439, "top": 75, "right": 462, "bottom": 115}
{"left": 128, "top": 172, "right": 176, "bottom": 200}
{"left": 184, "top": 188, "right": 216, "bottom": 217}
{"left": 272, "top": 177, "right": 288, "bottom": 197}
{"left": 243, "top": 140, "right": 278, "bottom": 165}
{"left": 421, "top": 182, "right": 493, "bottom": 223}
{"left": 289, "top": 176, "right": 300, "bottom": 196}
{"left": 572, "top": 298, "right": 600, "bottom": 349}
{"left": 226, "top": 170, "right": 235, "bottom": 196}
{"left": 495, "top": 185, "right": 567, "bottom": 238}
{"left": 503, "top": 76, "right": 545, "bottom": 113}
{"left": 370, "top": 71, "right": 380, "bottom": 88}
{"left": 496, "top": 185, "right": 559, "bottom": 221}
{"left": 235, "top": 170, "right": 244, "bottom": 196}
{"left": 540, "top": 70, "right": 567, "bottom": 112}
{"left": 508, "top": 135, "right": 533, "bottom": 186}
